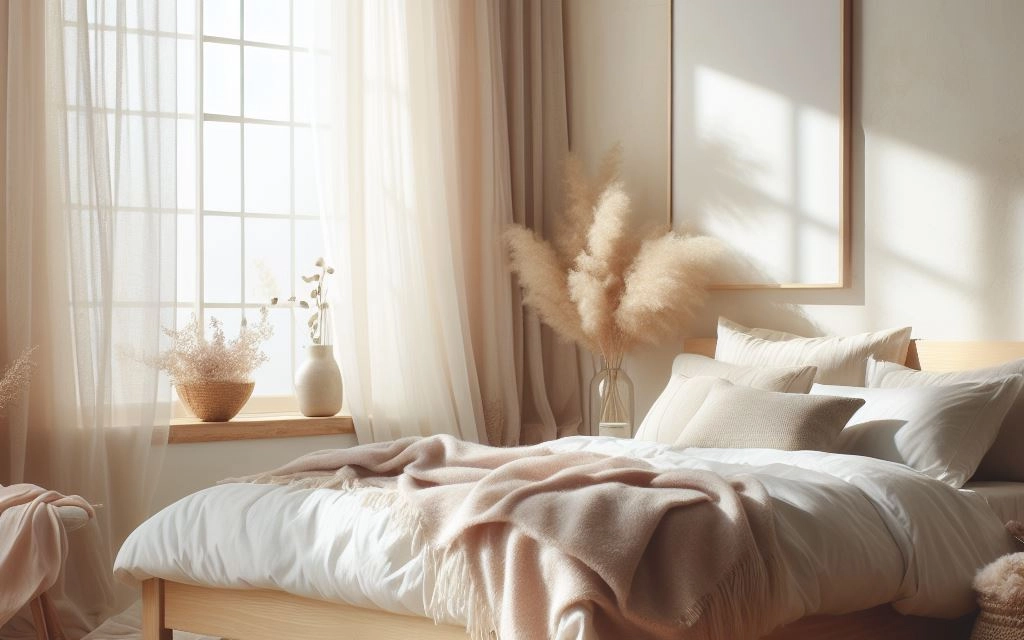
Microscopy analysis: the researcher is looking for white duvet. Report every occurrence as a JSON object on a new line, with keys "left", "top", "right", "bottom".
{"left": 115, "top": 437, "right": 1014, "bottom": 632}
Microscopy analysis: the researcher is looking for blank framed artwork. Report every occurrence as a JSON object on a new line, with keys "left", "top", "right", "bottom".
{"left": 670, "top": 0, "right": 851, "bottom": 288}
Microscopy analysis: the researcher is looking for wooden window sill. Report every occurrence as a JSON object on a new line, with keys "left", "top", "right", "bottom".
{"left": 169, "top": 414, "right": 355, "bottom": 444}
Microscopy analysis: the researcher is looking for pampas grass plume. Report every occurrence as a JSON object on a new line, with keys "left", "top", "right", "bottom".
{"left": 615, "top": 234, "right": 723, "bottom": 346}
{"left": 566, "top": 268, "right": 612, "bottom": 353}
{"left": 507, "top": 144, "right": 720, "bottom": 360}
{"left": 583, "top": 182, "right": 636, "bottom": 279}
{"left": 554, "top": 145, "right": 623, "bottom": 267}
{"left": 555, "top": 154, "right": 593, "bottom": 267}
{"left": 505, "top": 227, "right": 594, "bottom": 351}
{"left": 569, "top": 181, "right": 639, "bottom": 356}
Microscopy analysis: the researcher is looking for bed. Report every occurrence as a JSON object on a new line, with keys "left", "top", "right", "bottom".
{"left": 122, "top": 338, "right": 1024, "bottom": 640}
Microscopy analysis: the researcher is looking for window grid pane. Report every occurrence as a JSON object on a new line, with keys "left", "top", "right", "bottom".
{"left": 203, "top": 0, "right": 240, "bottom": 40}
{"left": 202, "top": 41, "right": 240, "bottom": 116}
{"left": 184, "top": 0, "right": 318, "bottom": 403}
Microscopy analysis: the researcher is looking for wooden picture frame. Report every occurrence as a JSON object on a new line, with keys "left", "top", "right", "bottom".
{"left": 670, "top": 0, "right": 852, "bottom": 289}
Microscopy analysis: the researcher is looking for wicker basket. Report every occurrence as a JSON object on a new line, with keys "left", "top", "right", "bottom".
{"left": 972, "top": 598, "right": 1024, "bottom": 640}
{"left": 176, "top": 381, "right": 255, "bottom": 422}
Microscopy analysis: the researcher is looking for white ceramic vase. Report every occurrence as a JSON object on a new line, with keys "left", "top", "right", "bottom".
{"left": 294, "top": 344, "right": 343, "bottom": 417}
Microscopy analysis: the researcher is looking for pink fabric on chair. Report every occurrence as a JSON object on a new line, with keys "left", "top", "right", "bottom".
{"left": 0, "top": 484, "right": 94, "bottom": 627}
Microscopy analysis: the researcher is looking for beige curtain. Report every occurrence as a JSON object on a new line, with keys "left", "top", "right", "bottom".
{"left": 499, "top": 1, "right": 584, "bottom": 444}
{"left": 313, "top": 0, "right": 582, "bottom": 446}
{"left": 1, "top": 0, "right": 176, "bottom": 636}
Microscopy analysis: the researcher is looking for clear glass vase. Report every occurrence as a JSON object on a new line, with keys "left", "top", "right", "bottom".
{"left": 589, "top": 359, "right": 635, "bottom": 438}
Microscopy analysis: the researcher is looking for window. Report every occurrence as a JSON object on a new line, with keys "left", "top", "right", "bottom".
{"left": 176, "top": 0, "right": 326, "bottom": 415}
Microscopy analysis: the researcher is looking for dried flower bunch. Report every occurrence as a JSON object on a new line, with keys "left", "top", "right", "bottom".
{"left": 271, "top": 258, "right": 334, "bottom": 345}
{"left": 152, "top": 309, "right": 273, "bottom": 385}
{"left": 0, "top": 346, "right": 36, "bottom": 410}
{"left": 505, "top": 145, "right": 721, "bottom": 365}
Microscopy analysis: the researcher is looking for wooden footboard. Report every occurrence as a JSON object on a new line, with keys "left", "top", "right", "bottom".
{"left": 141, "top": 579, "right": 466, "bottom": 640}
{"left": 142, "top": 578, "right": 974, "bottom": 640}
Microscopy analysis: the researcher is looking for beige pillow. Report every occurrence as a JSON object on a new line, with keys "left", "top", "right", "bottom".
{"left": 867, "top": 356, "right": 1024, "bottom": 481}
{"left": 634, "top": 355, "right": 818, "bottom": 444}
{"left": 674, "top": 384, "right": 865, "bottom": 452}
{"left": 714, "top": 318, "right": 912, "bottom": 386}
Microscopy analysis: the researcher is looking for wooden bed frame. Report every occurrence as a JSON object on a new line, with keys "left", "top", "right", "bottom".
{"left": 141, "top": 339, "right": 1024, "bottom": 640}
{"left": 140, "top": 578, "right": 975, "bottom": 640}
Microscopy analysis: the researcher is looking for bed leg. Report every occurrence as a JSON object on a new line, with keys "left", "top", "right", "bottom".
{"left": 141, "top": 579, "right": 172, "bottom": 640}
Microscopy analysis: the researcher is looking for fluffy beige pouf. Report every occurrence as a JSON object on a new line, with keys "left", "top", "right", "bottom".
{"left": 972, "top": 552, "right": 1024, "bottom": 640}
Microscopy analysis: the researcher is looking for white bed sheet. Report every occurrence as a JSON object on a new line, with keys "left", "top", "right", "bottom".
{"left": 115, "top": 437, "right": 1014, "bottom": 634}
{"left": 962, "top": 480, "right": 1024, "bottom": 524}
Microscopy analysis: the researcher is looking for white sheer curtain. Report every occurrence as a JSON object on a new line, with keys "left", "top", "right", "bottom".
{"left": 313, "top": 0, "right": 583, "bottom": 445}
{"left": 312, "top": 1, "right": 518, "bottom": 444}
{"left": 2, "top": 0, "right": 176, "bottom": 636}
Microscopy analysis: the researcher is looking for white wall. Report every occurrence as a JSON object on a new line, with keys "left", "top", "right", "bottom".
{"left": 564, "top": 0, "right": 1024, "bottom": 420}
{"left": 152, "top": 433, "right": 357, "bottom": 513}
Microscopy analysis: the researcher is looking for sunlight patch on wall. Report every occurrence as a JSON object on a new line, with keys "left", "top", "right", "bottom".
{"left": 689, "top": 66, "right": 841, "bottom": 284}
{"left": 796, "top": 105, "right": 842, "bottom": 284}
{"left": 693, "top": 66, "right": 793, "bottom": 281}
{"left": 797, "top": 106, "right": 840, "bottom": 227}
{"left": 695, "top": 66, "right": 793, "bottom": 204}
{"left": 868, "top": 133, "right": 986, "bottom": 336}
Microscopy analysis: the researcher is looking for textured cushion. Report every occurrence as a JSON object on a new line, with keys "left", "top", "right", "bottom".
{"left": 634, "top": 355, "right": 818, "bottom": 444}
{"left": 634, "top": 376, "right": 731, "bottom": 444}
{"left": 867, "top": 356, "right": 1024, "bottom": 482}
{"left": 714, "top": 318, "right": 912, "bottom": 386}
{"left": 673, "top": 384, "right": 865, "bottom": 452}
{"left": 671, "top": 353, "right": 817, "bottom": 393}
{"left": 813, "top": 377, "right": 1024, "bottom": 487}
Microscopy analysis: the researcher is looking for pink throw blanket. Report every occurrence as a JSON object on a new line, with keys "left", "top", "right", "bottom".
{"left": 238, "top": 435, "right": 786, "bottom": 640}
{"left": 0, "top": 484, "right": 94, "bottom": 627}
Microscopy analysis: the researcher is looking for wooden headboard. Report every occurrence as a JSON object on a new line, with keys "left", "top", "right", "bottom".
{"left": 682, "top": 338, "right": 1024, "bottom": 372}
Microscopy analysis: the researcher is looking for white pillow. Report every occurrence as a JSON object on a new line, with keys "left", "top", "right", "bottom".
{"left": 635, "top": 355, "right": 818, "bottom": 444}
{"left": 867, "top": 356, "right": 1024, "bottom": 481}
{"left": 671, "top": 354, "right": 817, "bottom": 393}
{"left": 715, "top": 318, "right": 912, "bottom": 386}
{"left": 635, "top": 376, "right": 730, "bottom": 444}
{"left": 812, "top": 377, "right": 1024, "bottom": 487}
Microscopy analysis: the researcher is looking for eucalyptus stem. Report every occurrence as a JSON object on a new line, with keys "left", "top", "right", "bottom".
{"left": 270, "top": 259, "right": 334, "bottom": 346}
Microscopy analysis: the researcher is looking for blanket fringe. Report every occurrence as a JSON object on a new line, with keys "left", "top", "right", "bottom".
{"left": 423, "top": 541, "right": 498, "bottom": 640}
{"left": 680, "top": 549, "right": 775, "bottom": 640}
